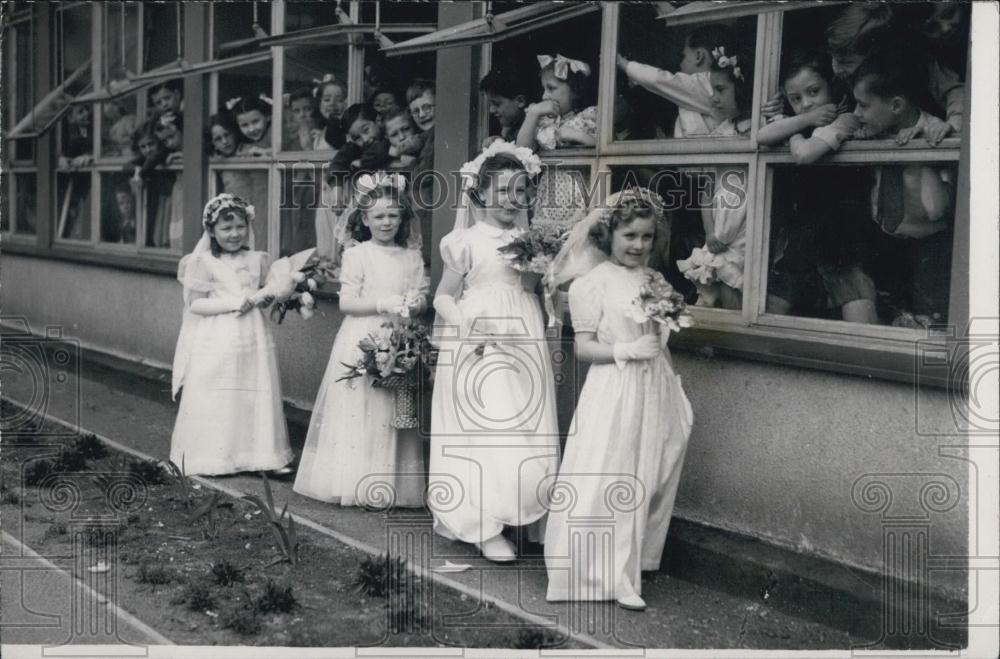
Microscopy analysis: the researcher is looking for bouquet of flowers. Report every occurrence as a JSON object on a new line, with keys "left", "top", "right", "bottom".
{"left": 627, "top": 271, "right": 694, "bottom": 334}
{"left": 339, "top": 319, "right": 435, "bottom": 428}
{"left": 497, "top": 226, "right": 569, "bottom": 274}
{"left": 258, "top": 248, "right": 338, "bottom": 323}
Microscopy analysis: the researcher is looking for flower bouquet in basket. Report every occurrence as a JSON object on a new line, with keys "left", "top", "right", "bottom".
{"left": 628, "top": 271, "right": 694, "bottom": 335}
{"left": 497, "top": 225, "right": 569, "bottom": 274}
{"left": 338, "top": 319, "right": 435, "bottom": 429}
{"left": 257, "top": 248, "right": 339, "bottom": 323}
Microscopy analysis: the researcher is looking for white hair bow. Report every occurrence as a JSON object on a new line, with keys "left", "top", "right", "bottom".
{"left": 355, "top": 171, "right": 407, "bottom": 197}
{"left": 537, "top": 54, "right": 591, "bottom": 80}
{"left": 225, "top": 97, "right": 242, "bottom": 111}
{"left": 312, "top": 73, "right": 339, "bottom": 97}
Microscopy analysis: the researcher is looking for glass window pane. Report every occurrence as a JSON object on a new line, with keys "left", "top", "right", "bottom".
{"left": 14, "top": 139, "right": 34, "bottom": 162}
{"left": 279, "top": 164, "right": 321, "bottom": 256}
{"left": 358, "top": 2, "right": 437, "bottom": 24}
{"left": 143, "top": 170, "right": 182, "bottom": 249}
{"left": 217, "top": 61, "right": 274, "bottom": 154}
{"left": 215, "top": 169, "right": 269, "bottom": 251}
{"left": 57, "top": 172, "right": 92, "bottom": 241}
{"left": 614, "top": 8, "right": 757, "bottom": 141}
{"left": 281, "top": 44, "right": 349, "bottom": 152}
{"left": 100, "top": 172, "right": 137, "bottom": 244}
{"left": 766, "top": 164, "right": 955, "bottom": 327}
{"left": 14, "top": 21, "right": 34, "bottom": 121}
{"left": 106, "top": 2, "right": 140, "bottom": 80}
{"left": 143, "top": 3, "right": 182, "bottom": 72}
{"left": 58, "top": 4, "right": 92, "bottom": 89}
{"left": 534, "top": 164, "right": 593, "bottom": 233}
{"left": 284, "top": 0, "right": 342, "bottom": 33}
{"left": 15, "top": 173, "right": 37, "bottom": 234}
{"left": 363, "top": 40, "right": 435, "bottom": 111}
{"left": 213, "top": 2, "right": 270, "bottom": 59}
{"left": 101, "top": 98, "right": 139, "bottom": 158}
{"left": 60, "top": 103, "right": 94, "bottom": 161}
{"left": 1, "top": 174, "right": 8, "bottom": 232}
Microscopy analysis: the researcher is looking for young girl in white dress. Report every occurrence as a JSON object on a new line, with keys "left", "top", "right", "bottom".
{"left": 294, "top": 173, "right": 429, "bottom": 507}
{"left": 430, "top": 141, "right": 560, "bottom": 562}
{"left": 170, "top": 193, "right": 295, "bottom": 476}
{"left": 544, "top": 189, "right": 693, "bottom": 611}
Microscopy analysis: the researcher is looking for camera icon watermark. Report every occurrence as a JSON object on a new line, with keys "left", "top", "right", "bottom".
{"left": 1, "top": 317, "right": 81, "bottom": 438}
{"left": 914, "top": 318, "right": 999, "bottom": 436}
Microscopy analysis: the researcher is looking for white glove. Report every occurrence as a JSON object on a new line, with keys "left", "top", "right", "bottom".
{"left": 433, "top": 294, "right": 463, "bottom": 328}
{"left": 612, "top": 335, "right": 661, "bottom": 369}
{"left": 376, "top": 295, "right": 406, "bottom": 315}
{"left": 189, "top": 296, "right": 244, "bottom": 316}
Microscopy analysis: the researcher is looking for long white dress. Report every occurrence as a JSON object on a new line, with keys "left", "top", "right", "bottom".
{"left": 169, "top": 250, "right": 294, "bottom": 475}
{"left": 293, "top": 242, "right": 429, "bottom": 507}
{"left": 428, "top": 221, "right": 560, "bottom": 543}
{"left": 545, "top": 261, "right": 693, "bottom": 602}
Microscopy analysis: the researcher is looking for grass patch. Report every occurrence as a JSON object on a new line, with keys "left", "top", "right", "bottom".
{"left": 254, "top": 580, "right": 298, "bottom": 615}
{"left": 73, "top": 433, "right": 108, "bottom": 460}
{"left": 23, "top": 459, "right": 56, "bottom": 486}
{"left": 211, "top": 560, "right": 245, "bottom": 587}
{"left": 512, "top": 628, "right": 565, "bottom": 649}
{"left": 135, "top": 560, "right": 175, "bottom": 586}
{"left": 174, "top": 582, "right": 216, "bottom": 612}
{"left": 354, "top": 554, "right": 407, "bottom": 598}
{"left": 127, "top": 459, "right": 170, "bottom": 486}
{"left": 221, "top": 601, "right": 260, "bottom": 636}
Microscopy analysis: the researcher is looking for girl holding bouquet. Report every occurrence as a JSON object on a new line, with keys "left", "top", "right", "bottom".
{"left": 170, "top": 194, "right": 295, "bottom": 476}
{"left": 543, "top": 188, "right": 693, "bottom": 611}
{"left": 294, "top": 173, "right": 429, "bottom": 507}
{"left": 429, "top": 141, "right": 560, "bottom": 562}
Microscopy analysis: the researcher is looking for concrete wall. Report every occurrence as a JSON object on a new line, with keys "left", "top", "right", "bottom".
{"left": 3, "top": 254, "right": 967, "bottom": 597}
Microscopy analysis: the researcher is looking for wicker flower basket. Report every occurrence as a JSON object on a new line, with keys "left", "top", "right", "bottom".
{"left": 374, "top": 373, "right": 418, "bottom": 429}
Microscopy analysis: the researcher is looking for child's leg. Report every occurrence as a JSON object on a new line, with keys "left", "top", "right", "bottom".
{"left": 821, "top": 264, "right": 879, "bottom": 324}
{"left": 717, "top": 284, "right": 742, "bottom": 311}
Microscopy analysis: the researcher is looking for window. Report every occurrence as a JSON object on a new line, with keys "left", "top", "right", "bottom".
{"left": 2, "top": 6, "right": 38, "bottom": 238}
{"left": 213, "top": 2, "right": 270, "bottom": 59}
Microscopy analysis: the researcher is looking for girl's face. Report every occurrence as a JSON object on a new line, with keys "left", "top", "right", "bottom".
{"left": 210, "top": 124, "right": 237, "bottom": 156}
{"left": 69, "top": 104, "right": 92, "bottom": 126}
{"left": 348, "top": 116, "right": 380, "bottom": 148}
{"left": 236, "top": 109, "right": 270, "bottom": 143}
{"left": 479, "top": 169, "right": 529, "bottom": 228}
{"left": 115, "top": 192, "right": 135, "bottom": 219}
{"left": 830, "top": 52, "right": 864, "bottom": 79}
{"left": 372, "top": 92, "right": 401, "bottom": 118}
{"left": 922, "top": 3, "right": 966, "bottom": 43}
{"left": 319, "top": 83, "right": 347, "bottom": 119}
{"left": 152, "top": 88, "right": 181, "bottom": 114}
{"left": 211, "top": 213, "right": 250, "bottom": 253}
{"left": 540, "top": 69, "right": 574, "bottom": 115}
{"left": 384, "top": 116, "right": 415, "bottom": 150}
{"left": 784, "top": 68, "right": 834, "bottom": 116}
{"left": 709, "top": 71, "right": 740, "bottom": 120}
{"left": 155, "top": 123, "right": 182, "bottom": 151}
{"left": 290, "top": 97, "right": 315, "bottom": 128}
{"left": 137, "top": 135, "right": 159, "bottom": 158}
{"left": 610, "top": 216, "right": 656, "bottom": 269}
{"left": 363, "top": 197, "right": 403, "bottom": 246}
{"left": 408, "top": 91, "right": 435, "bottom": 131}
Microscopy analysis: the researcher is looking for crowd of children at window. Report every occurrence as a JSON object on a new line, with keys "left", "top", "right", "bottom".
{"left": 56, "top": 2, "right": 966, "bottom": 328}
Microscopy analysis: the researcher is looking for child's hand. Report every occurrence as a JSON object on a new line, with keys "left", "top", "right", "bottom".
{"left": 350, "top": 158, "right": 362, "bottom": 169}
{"left": 166, "top": 152, "right": 183, "bottom": 165}
{"left": 616, "top": 54, "right": 630, "bottom": 71}
{"left": 615, "top": 335, "right": 661, "bottom": 362}
{"left": 528, "top": 100, "right": 561, "bottom": 119}
{"left": 376, "top": 294, "right": 407, "bottom": 315}
{"left": 761, "top": 92, "right": 784, "bottom": 120}
{"left": 70, "top": 154, "right": 93, "bottom": 168}
{"left": 247, "top": 146, "right": 268, "bottom": 157}
{"left": 129, "top": 172, "right": 144, "bottom": 193}
{"left": 805, "top": 103, "right": 838, "bottom": 128}
{"left": 555, "top": 125, "right": 589, "bottom": 145}
{"left": 237, "top": 298, "right": 255, "bottom": 315}
{"left": 706, "top": 237, "right": 727, "bottom": 254}
{"left": 922, "top": 116, "right": 953, "bottom": 146}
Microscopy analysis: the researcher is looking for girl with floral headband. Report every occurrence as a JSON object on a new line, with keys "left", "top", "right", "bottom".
{"left": 517, "top": 54, "right": 598, "bottom": 230}
{"left": 294, "top": 173, "right": 429, "bottom": 507}
{"left": 429, "top": 140, "right": 559, "bottom": 562}
{"left": 543, "top": 188, "right": 693, "bottom": 611}
{"left": 170, "top": 193, "right": 295, "bottom": 477}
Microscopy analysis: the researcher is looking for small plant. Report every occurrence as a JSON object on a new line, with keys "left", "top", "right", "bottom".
{"left": 127, "top": 459, "right": 169, "bottom": 485}
{"left": 189, "top": 490, "right": 224, "bottom": 540}
{"left": 54, "top": 445, "right": 89, "bottom": 472}
{"left": 221, "top": 600, "right": 261, "bottom": 636}
{"left": 254, "top": 580, "right": 298, "bottom": 615}
{"left": 135, "top": 560, "right": 174, "bottom": 586}
{"left": 354, "top": 554, "right": 407, "bottom": 598}
{"left": 23, "top": 459, "right": 56, "bottom": 486}
{"left": 242, "top": 474, "right": 299, "bottom": 566}
{"left": 175, "top": 581, "right": 216, "bottom": 612}
{"left": 211, "top": 560, "right": 245, "bottom": 587}
{"left": 512, "top": 628, "right": 564, "bottom": 649}
{"left": 73, "top": 433, "right": 108, "bottom": 460}
{"left": 165, "top": 457, "right": 194, "bottom": 511}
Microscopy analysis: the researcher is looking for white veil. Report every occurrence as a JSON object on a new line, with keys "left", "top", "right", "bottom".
{"left": 451, "top": 140, "right": 542, "bottom": 233}
{"left": 171, "top": 194, "right": 257, "bottom": 399}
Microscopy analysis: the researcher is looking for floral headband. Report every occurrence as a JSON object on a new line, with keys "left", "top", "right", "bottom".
{"left": 596, "top": 187, "right": 667, "bottom": 227}
{"left": 224, "top": 93, "right": 274, "bottom": 112}
{"left": 202, "top": 193, "right": 256, "bottom": 227}
{"left": 459, "top": 140, "right": 542, "bottom": 191}
{"left": 711, "top": 47, "right": 743, "bottom": 81}
{"left": 355, "top": 171, "right": 407, "bottom": 198}
{"left": 537, "top": 54, "right": 591, "bottom": 80}
{"left": 312, "top": 73, "right": 341, "bottom": 98}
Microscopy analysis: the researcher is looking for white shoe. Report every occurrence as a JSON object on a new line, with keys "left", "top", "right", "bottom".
{"left": 476, "top": 535, "right": 516, "bottom": 562}
{"left": 616, "top": 593, "right": 646, "bottom": 611}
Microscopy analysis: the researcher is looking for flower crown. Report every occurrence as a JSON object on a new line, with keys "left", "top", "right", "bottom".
{"left": 355, "top": 171, "right": 407, "bottom": 198}
{"left": 202, "top": 193, "right": 256, "bottom": 227}
{"left": 459, "top": 140, "right": 542, "bottom": 191}
{"left": 596, "top": 187, "right": 667, "bottom": 227}
{"left": 711, "top": 47, "right": 743, "bottom": 81}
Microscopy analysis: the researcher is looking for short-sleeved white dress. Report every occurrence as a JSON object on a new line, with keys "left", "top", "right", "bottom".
{"left": 170, "top": 250, "right": 294, "bottom": 475}
{"left": 293, "top": 241, "right": 429, "bottom": 506}
{"left": 544, "top": 261, "right": 693, "bottom": 602}
{"left": 429, "top": 221, "right": 560, "bottom": 543}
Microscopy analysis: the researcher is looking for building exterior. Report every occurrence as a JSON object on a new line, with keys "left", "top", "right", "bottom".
{"left": 2, "top": 1, "right": 980, "bottom": 601}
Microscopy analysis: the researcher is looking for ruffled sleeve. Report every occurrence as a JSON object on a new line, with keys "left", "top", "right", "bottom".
{"left": 568, "top": 274, "right": 602, "bottom": 332}
{"left": 439, "top": 231, "right": 472, "bottom": 275}
{"left": 338, "top": 244, "right": 365, "bottom": 299}
{"left": 178, "top": 253, "right": 213, "bottom": 305}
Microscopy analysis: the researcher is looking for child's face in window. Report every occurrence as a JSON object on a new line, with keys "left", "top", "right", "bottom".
{"left": 540, "top": 69, "right": 574, "bottom": 116}
{"left": 348, "top": 116, "right": 380, "bottom": 148}
{"left": 237, "top": 109, "right": 270, "bottom": 143}
{"left": 680, "top": 40, "right": 708, "bottom": 75}
{"left": 830, "top": 52, "right": 864, "bottom": 80}
{"left": 155, "top": 123, "right": 182, "bottom": 151}
{"left": 319, "top": 84, "right": 346, "bottom": 119}
{"left": 610, "top": 216, "right": 656, "bottom": 269}
{"left": 210, "top": 124, "right": 237, "bottom": 156}
{"left": 852, "top": 79, "right": 899, "bottom": 136}
{"left": 115, "top": 191, "right": 135, "bottom": 219}
{"left": 486, "top": 93, "right": 525, "bottom": 128}
{"left": 384, "top": 115, "right": 415, "bottom": 150}
{"left": 137, "top": 134, "right": 159, "bottom": 158}
{"left": 152, "top": 88, "right": 182, "bottom": 114}
{"left": 408, "top": 91, "right": 435, "bottom": 131}
{"left": 922, "top": 3, "right": 966, "bottom": 43}
{"left": 211, "top": 212, "right": 250, "bottom": 253}
{"left": 68, "top": 104, "right": 92, "bottom": 126}
{"left": 363, "top": 197, "right": 403, "bottom": 246}
{"left": 373, "top": 93, "right": 401, "bottom": 118}
{"left": 290, "top": 97, "right": 315, "bottom": 128}
{"left": 783, "top": 67, "right": 834, "bottom": 116}
{"left": 709, "top": 71, "right": 739, "bottom": 120}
